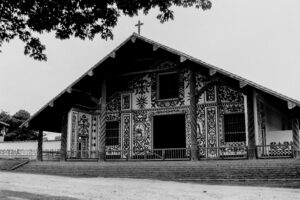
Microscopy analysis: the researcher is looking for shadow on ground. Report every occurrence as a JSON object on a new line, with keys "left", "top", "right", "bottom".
{"left": 0, "top": 190, "right": 80, "bottom": 200}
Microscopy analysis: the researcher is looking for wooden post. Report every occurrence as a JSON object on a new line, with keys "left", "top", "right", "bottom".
{"left": 60, "top": 112, "right": 68, "bottom": 161}
{"left": 37, "top": 129, "right": 43, "bottom": 161}
{"left": 190, "top": 69, "right": 199, "bottom": 161}
{"left": 292, "top": 117, "right": 299, "bottom": 158}
{"left": 99, "top": 79, "right": 107, "bottom": 161}
{"left": 247, "top": 89, "right": 257, "bottom": 159}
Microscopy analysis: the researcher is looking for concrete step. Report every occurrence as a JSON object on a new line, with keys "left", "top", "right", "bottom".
{"left": 15, "top": 159, "right": 300, "bottom": 180}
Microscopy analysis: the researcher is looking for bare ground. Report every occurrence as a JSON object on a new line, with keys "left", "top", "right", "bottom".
{"left": 0, "top": 171, "right": 300, "bottom": 200}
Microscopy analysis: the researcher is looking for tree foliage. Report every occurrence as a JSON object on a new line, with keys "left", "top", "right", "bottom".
{"left": 0, "top": 109, "right": 37, "bottom": 141}
{"left": 0, "top": 0, "right": 211, "bottom": 61}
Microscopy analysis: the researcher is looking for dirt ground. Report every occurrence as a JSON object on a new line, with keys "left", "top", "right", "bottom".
{"left": 0, "top": 172, "right": 300, "bottom": 200}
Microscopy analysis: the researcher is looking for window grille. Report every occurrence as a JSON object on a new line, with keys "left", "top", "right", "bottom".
{"left": 224, "top": 113, "right": 246, "bottom": 142}
{"left": 158, "top": 73, "right": 179, "bottom": 99}
{"left": 106, "top": 121, "right": 119, "bottom": 146}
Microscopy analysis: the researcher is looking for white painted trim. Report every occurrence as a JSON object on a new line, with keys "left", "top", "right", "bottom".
{"left": 244, "top": 94, "right": 249, "bottom": 147}
{"left": 66, "top": 110, "right": 72, "bottom": 151}
{"left": 253, "top": 90, "right": 259, "bottom": 145}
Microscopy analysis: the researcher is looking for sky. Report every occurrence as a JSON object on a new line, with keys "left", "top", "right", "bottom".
{"left": 1, "top": 0, "right": 300, "bottom": 117}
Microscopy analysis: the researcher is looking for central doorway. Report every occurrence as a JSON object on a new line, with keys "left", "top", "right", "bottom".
{"left": 153, "top": 114, "right": 186, "bottom": 149}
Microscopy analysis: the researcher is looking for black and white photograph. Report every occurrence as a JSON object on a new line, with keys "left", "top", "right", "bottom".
{"left": 0, "top": 1, "right": 300, "bottom": 199}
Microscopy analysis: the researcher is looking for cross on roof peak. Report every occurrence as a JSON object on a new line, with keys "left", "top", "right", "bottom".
{"left": 135, "top": 20, "right": 144, "bottom": 35}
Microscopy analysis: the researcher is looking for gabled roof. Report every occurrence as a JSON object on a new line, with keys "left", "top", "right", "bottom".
{"left": 22, "top": 33, "right": 300, "bottom": 130}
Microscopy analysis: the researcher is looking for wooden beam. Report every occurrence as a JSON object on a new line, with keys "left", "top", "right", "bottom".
{"left": 292, "top": 117, "right": 300, "bottom": 158}
{"left": 209, "top": 68, "right": 217, "bottom": 76}
{"left": 288, "top": 101, "right": 296, "bottom": 109}
{"left": 110, "top": 51, "right": 116, "bottom": 58}
{"left": 180, "top": 56, "right": 187, "bottom": 63}
{"left": 120, "top": 67, "right": 175, "bottom": 77}
{"left": 24, "top": 122, "right": 29, "bottom": 128}
{"left": 239, "top": 81, "right": 247, "bottom": 88}
{"left": 37, "top": 130, "right": 43, "bottom": 161}
{"left": 87, "top": 70, "right": 94, "bottom": 77}
{"left": 60, "top": 113, "right": 68, "bottom": 161}
{"left": 49, "top": 102, "right": 54, "bottom": 107}
{"left": 67, "top": 87, "right": 72, "bottom": 94}
{"left": 153, "top": 44, "right": 159, "bottom": 51}
{"left": 131, "top": 36, "right": 136, "bottom": 43}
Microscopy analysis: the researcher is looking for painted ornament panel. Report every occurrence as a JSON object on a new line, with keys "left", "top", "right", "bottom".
{"left": 121, "top": 94, "right": 131, "bottom": 110}
{"left": 70, "top": 111, "right": 78, "bottom": 153}
{"left": 130, "top": 74, "right": 151, "bottom": 110}
{"left": 196, "top": 105, "right": 206, "bottom": 157}
{"left": 218, "top": 86, "right": 243, "bottom": 103}
{"left": 206, "top": 107, "right": 218, "bottom": 158}
{"left": 132, "top": 110, "right": 151, "bottom": 155}
{"left": 122, "top": 114, "right": 131, "bottom": 157}
{"left": 107, "top": 93, "right": 121, "bottom": 112}
{"left": 205, "top": 86, "right": 216, "bottom": 102}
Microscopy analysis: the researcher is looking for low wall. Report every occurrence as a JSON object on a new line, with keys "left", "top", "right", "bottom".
{"left": 0, "top": 140, "right": 61, "bottom": 160}
{"left": 266, "top": 130, "right": 292, "bottom": 145}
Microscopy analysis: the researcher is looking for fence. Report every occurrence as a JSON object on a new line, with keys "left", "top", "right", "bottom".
{"left": 257, "top": 143, "right": 293, "bottom": 158}
{"left": 105, "top": 148, "right": 191, "bottom": 161}
{"left": 198, "top": 146, "right": 248, "bottom": 160}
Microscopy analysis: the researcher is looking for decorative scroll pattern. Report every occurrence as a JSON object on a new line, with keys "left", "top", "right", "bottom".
{"left": 78, "top": 114, "right": 90, "bottom": 137}
{"left": 221, "top": 142, "right": 247, "bottom": 156}
{"left": 197, "top": 105, "right": 206, "bottom": 157}
{"left": 136, "top": 95, "right": 148, "bottom": 109}
{"left": 106, "top": 112, "right": 121, "bottom": 121}
{"left": 70, "top": 111, "right": 78, "bottom": 152}
{"left": 77, "top": 113, "right": 91, "bottom": 153}
{"left": 222, "top": 104, "right": 244, "bottom": 113}
{"left": 269, "top": 141, "right": 292, "bottom": 155}
{"left": 130, "top": 75, "right": 151, "bottom": 109}
{"left": 206, "top": 107, "right": 218, "bottom": 157}
{"left": 107, "top": 93, "right": 121, "bottom": 112}
{"left": 122, "top": 114, "right": 131, "bottom": 157}
{"left": 206, "top": 86, "right": 216, "bottom": 102}
{"left": 132, "top": 111, "right": 150, "bottom": 155}
{"left": 121, "top": 94, "right": 131, "bottom": 110}
{"left": 218, "top": 86, "right": 243, "bottom": 103}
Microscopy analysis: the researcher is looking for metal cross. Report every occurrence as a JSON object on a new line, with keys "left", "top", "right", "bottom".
{"left": 135, "top": 20, "right": 144, "bottom": 35}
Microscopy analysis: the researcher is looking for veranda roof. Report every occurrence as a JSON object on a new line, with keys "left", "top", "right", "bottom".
{"left": 21, "top": 33, "right": 300, "bottom": 132}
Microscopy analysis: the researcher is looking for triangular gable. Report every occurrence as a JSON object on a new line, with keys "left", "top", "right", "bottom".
{"left": 22, "top": 32, "right": 300, "bottom": 129}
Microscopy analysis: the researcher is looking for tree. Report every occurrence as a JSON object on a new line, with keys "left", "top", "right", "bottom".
{"left": 0, "top": 0, "right": 212, "bottom": 61}
{"left": 2, "top": 109, "right": 38, "bottom": 141}
{"left": 0, "top": 111, "right": 11, "bottom": 124}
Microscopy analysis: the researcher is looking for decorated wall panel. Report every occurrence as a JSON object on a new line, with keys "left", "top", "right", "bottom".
{"left": 68, "top": 110, "right": 92, "bottom": 157}
{"left": 132, "top": 110, "right": 151, "bottom": 155}
{"left": 206, "top": 107, "right": 218, "bottom": 157}
{"left": 130, "top": 74, "right": 151, "bottom": 110}
{"left": 105, "top": 112, "right": 121, "bottom": 155}
{"left": 122, "top": 113, "right": 131, "bottom": 157}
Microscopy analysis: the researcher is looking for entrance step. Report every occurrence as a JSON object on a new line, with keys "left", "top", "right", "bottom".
{"left": 14, "top": 159, "right": 300, "bottom": 183}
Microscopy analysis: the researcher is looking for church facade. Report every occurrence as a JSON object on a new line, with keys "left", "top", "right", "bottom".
{"left": 22, "top": 33, "right": 300, "bottom": 161}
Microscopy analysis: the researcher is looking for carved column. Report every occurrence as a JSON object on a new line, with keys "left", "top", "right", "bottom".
{"left": 247, "top": 89, "right": 257, "bottom": 159}
{"left": 60, "top": 112, "right": 68, "bottom": 161}
{"left": 292, "top": 117, "right": 299, "bottom": 158}
{"left": 190, "top": 69, "right": 199, "bottom": 160}
{"left": 37, "top": 129, "right": 43, "bottom": 161}
{"left": 99, "top": 78, "right": 107, "bottom": 161}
